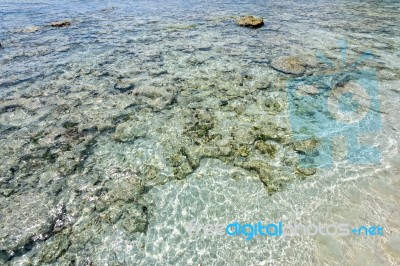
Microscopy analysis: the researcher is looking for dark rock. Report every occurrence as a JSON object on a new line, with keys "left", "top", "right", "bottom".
{"left": 236, "top": 16, "right": 264, "bottom": 28}
{"left": 62, "top": 121, "right": 79, "bottom": 129}
{"left": 220, "top": 100, "right": 229, "bottom": 106}
{"left": 114, "top": 79, "right": 135, "bottom": 93}
{"left": 50, "top": 21, "right": 71, "bottom": 28}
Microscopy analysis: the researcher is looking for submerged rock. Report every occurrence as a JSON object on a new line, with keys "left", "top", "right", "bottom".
{"left": 241, "top": 160, "right": 273, "bottom": 189}
{"left": 0, "top": 193, "right": 57, "bottom": 258}
{"left": 264, "top": 98, "right": 284, "bottom": 114}
{"left": 252, "top": 122, "right": 291, "bottom": 144}
{"left": 271, "top": 56, "right": 306, "bottom": 75}
{"left": 296, "top": 165, "right": 317, "bottom": 176}
{"left": 21, "top": 26, "right": 41, "bottom": 33}
{"left": 114, "top": 79, "right": 136, "bottom": 93}
{"left": 131, "top": 86, "right": 175, "bottom": 110}
{"left": 50, "top": 21, "right": 71, "bottom": 28}
{"left": 113, "top": 119, "right": 148, "bottom": 142}
{"left": 236, "top": 16, "right": 264, "bottom": 28}
{"left": 169, "top": 151, "right": 194, "bottom": 179}
{"left": 292, "top": 138, "right": 320, "bottom": 153}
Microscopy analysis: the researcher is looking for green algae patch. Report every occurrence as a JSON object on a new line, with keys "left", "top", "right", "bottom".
{"left": 184, "top": 110, "right": 215, "bottom": 145}
{"left": 264, "top": 98, "right": 285, "bottom": 114}
{"left": 240, "top": 160, "right": 272, "bottom": 185}
{"left": 255, "top": 141, "right": 278, "bottom": 157}
{"left": 168, "top": 150, "right": 195, "bottom": 179}
{"left": 252, "top": 122, "right": 291, "bottom": 144}
{"left": 234, "top": 145, "right": 250, "bottom": 157}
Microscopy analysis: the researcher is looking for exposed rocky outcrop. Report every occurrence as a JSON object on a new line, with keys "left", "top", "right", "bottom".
{"left": 50, "top": 21, "right": 71, "bottom": 28}
{"left": 236, "top": 16, "right": 264, "bottom": 28}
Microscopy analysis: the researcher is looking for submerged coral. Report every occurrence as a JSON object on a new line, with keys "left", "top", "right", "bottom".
{"left": 1, "top": 0, "right": 398, "bottom": 264}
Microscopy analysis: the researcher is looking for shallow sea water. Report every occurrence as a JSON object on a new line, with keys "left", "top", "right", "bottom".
{"left": 0, "top": 0, "right": 400, "bottom": 265}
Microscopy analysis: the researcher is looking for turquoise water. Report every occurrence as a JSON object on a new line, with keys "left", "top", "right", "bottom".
{"left": 1, "top": 0, "right": 400, "bottom": 265}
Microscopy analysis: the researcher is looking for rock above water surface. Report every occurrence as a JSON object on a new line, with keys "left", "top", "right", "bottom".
{"left": 236, "top": 16, "right": 264, "bottom": 28}
{"left": 50, "top": 21, "right": 71, "bottom": 27}
{"left": 271, "top": 56, "right": 306, "bottom": 75}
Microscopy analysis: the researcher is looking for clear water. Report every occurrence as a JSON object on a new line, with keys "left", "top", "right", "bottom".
{"left": 0, "top": 0, "right": 399, "bottom": 265}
